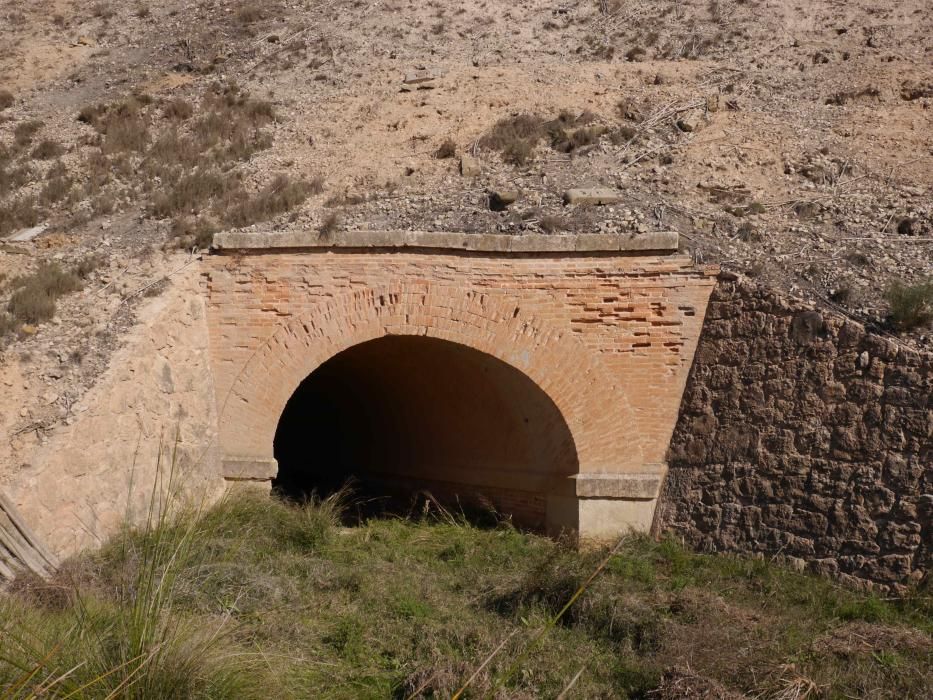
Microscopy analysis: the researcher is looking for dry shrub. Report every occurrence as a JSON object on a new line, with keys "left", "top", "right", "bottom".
{"left": 92, "top": 192, "right": 117, "bottom": 215}
{"left": 236, "top": 3, "right": 266, "bottom": 23}
{"left": 170, "top": 216, "right": 218, "bottom": 250}
{"left": 151, "top": 170, "right": 234, "bottom": 218}
{"left": 78, "top": 99, "right": 149, "bottom": 153}
{"left": 31, "top": 140, "right": 64, "bottom": 160}
{"left": 318, "top": 212, "right": 339, "bottom": 240}
{"left": 0, "top": 163, "right": 32, "bottom": 199}
{"left": 102, "top": 114, "right": 149, "bottom": 154}
{"left": 7, "top": 262, "right": 82, "bottom": 325}
{"left": 193, "top": 84, "right": 276, "bottom": 161}
{"left": 0, "top": 312, "right": 15, "bottom": 338}
{"left": 0, "top": 90, "right": 13, "bottom": 110}
{"left": 550, "top": 124, "right": 606, "bottom": 153}
{"left": 91, "top": 2, "right": 114, "bottom": 19}
{"left": 13, "top": 120, "right": 44, "bottom": 146}
{"left": 323, "top": 191, "right": 367, "bottom": 208}
{"left": 434, "top": 138, "right": 456, "bottom": 159}
{"left": 224, "top": 175, "right": 314, "bottom": 228}
{"left": 481, "top": 112, "right": 608, "bottom": 164}
{"left": 41, "top": 170, "right": 73, "bottom": 205}
{"left": 479, "top": 113, "right": 546, "bottom": 166}
{"left": 145, "top": 131, "right": 203, "bottom": 174}
{"left": 162, "top": 98, "right": 193, "bottom": 121}
{"left": 886, "top": 279, "right": 933, "bottom": 330}
{"left": 539, "top": 215, "right": 567, "bottom": 233}
{"left": 0, "top": 196, "right": 39, "bottom": 236}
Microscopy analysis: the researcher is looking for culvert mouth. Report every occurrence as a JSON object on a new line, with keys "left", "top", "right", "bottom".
{"left": 272, "top": 335, "right": 578, "bottom": 529}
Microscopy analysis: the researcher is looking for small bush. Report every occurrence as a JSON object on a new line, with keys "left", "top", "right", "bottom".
{"left": 13, "top": 119, "right": 44, "bottom": 146}
{"left": 434, "top": 138, "right": 456, "bottom": 159}
{"left": 318, "top": 212, "right": 339, "bottom": 240}
{"left": 151, "top": 170, "right": 233, "bottom": 218}
{"left": 162, "top": 97, "right": 193, "bottom": 121}
{"left": 30, "top": 139, "right": 64, "bottom": 160}
{"left": 169, "top": 216, "right": 218, "bottom": 250}
{"left": 224, "top": 175, "right": 314, "bottom": 228}
{"left": 40, "top": 171, "right": 73, "bottom": 205}
{"left": 550, "top": 125, "right": 606, "bottom": 153}
{"left": 7, "top": 263, "right": 82, "bottom": 325}
{"left": 0, "top": 164, "right": 32, "bottom": 199}
{"left": 237, "top": 3, "right": 266, "bottom": 24}
{"left": 323, "top": 191, "right": 367, "bottom": 208}
{"left": 0, "top": 197, "right": 39, "bottom": 237}
{"left": 74, "top": 255, "right": 104, "bottom": 279}
{"left": 102, "top": 114, "right": 149, "bottom": 153}
{"left": 0, "top": 89, "right": 13, "bottom": 110}
{"left": 539, "top": 215, "right": 567, "bottom": 233}
{"left": 77, "top": 103, "right": 107, "bottom": 126}
{"left": 886, "top": 279, "right": 933, "bottom": 330}
{"left": 479, "top": 113, "right": 546, "bottom": 166}
{"left": 91, "top": 2, "right": 115, "bottom": 19}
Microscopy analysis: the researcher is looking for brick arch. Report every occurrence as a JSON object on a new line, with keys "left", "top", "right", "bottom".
{"left": 218, "top": 283, "right": 636, "bottom": 472}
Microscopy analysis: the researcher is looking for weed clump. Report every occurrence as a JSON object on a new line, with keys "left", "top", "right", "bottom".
{"left": 434, "top": 138, "right": 456, "bottom": 159}
{"left": 7, "top": 262, "right": 82, "bottom": 325}
{"left": 481, "top": 112, "right": 612, "bottom": 165}
{"left": 169, "top": 216, "right": 218, "bottom": 250}
{"left": 480, "top": 113, "right": 546, "bottom": 165}
{"left": 886, "top": 279, "right": 933, "bottom": 330}
{"left": 13, "top": 120, "right": 43, "bottom": 146}
{"left": 30, "top": 139, "right": 64, "bottom": 160}
{"left": 224, "top": 175, "right": 315, "bottom": 228}
{"left": 0, "top": 196, "right": 39, "bottom": 236}
{"left": 0, "top": 89, "right": 13, "bottom": 110}
{"left": 318, "top": 212, "right": 340, "bottom": 240}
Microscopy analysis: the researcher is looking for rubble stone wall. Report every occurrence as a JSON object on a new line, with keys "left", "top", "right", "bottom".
{"left": 661, "top": 277, "right": 932, "bottom": 591}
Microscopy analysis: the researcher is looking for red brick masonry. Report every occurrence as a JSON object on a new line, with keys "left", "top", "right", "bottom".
{"left": 204, "top": 231, "right": 718, "bottom": 536}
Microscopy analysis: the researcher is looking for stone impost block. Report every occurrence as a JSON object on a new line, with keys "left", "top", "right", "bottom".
{"left": 574, "top": 472, "right": 664, "bottom": 500}
{"left": 222, "top": 457, "right": 278, "bottom": 481}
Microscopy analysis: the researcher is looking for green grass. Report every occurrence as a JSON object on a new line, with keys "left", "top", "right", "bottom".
{"left": 1, "top": 493, "right": 930, "bottom": 698}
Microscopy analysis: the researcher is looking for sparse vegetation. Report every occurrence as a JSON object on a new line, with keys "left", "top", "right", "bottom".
{"left": 480, "top": 113, "right": 546, "bottom": 166}
{"left": 434, "top": 138, "right": 456, "bottom": 159}
{"left": 30, "top": 139, "right": 64, "bottom": 160}
{"left": 1, "top": 492, "right": 929, "bottom": 698}
{"left": 480, "top": 111, "right": 610, "bottom": 166}
{"left": 0, "top": 90, "right": 13, "bottom": 111}
{"left": 162, "top": 97, "right": 193, "bottom": 121}
{"left": 13, "top": 119, "right": 43, "bottom": 146}
{"left": 6, "top": 262, "right": 82, "bottom": 326}
{"left": 0, "top": 195, "right": 39, "bottom": 236}
{"left": 224, "top": 174, "right": 317, "bottom": 228}
{"left": 318, "top": 211, "right": 340, "bottom": 239}
{"left": 886, "top": 279, "right": 933, "bottom": 330}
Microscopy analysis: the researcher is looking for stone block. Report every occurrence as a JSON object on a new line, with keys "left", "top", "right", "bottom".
{"left": 563, "top": 188, "right": 623, "bottom": 205}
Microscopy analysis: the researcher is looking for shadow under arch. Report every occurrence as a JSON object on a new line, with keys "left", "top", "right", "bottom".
{"left": 272, "top": 334, "right": 580, "bottom": 530}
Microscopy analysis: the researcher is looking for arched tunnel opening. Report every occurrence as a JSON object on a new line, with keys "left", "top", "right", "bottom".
{"left": 272, "top": 335, "right": 578, "bottom": 529}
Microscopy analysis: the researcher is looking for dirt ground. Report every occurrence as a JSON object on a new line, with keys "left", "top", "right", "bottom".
{"left": 0, "top": 0, "right": 931, "bottom": 476}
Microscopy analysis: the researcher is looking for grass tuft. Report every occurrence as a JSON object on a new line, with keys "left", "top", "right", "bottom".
{"left": 7, "top": 262, "right": 82, "bottom": 325}
{"left": 885, "top": 279, "right": 933, "bottom": 330}
{"left": 223, "top": 175, "right": 315, "bottom": 228}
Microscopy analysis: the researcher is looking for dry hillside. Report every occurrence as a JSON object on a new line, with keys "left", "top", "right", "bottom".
{"left": 0, "top": 0, "right": 931, "bottom": 479}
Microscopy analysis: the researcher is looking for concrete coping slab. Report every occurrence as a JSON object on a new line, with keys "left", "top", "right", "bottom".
{"left": 212, "top": 229, "right": 680, "bottom": 254}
